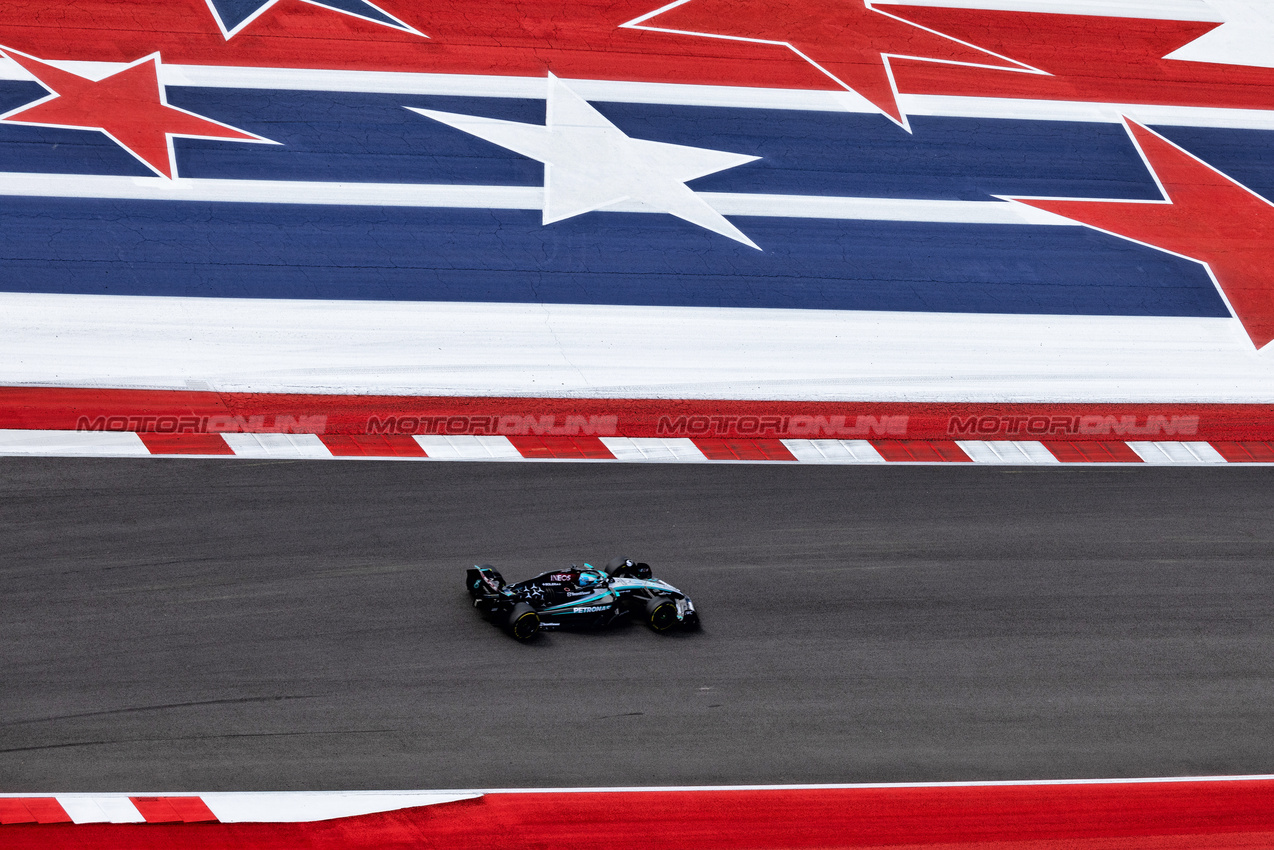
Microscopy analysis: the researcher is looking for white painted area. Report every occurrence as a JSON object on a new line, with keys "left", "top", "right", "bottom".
{"left": 2, "top": 293, "right": 1273, "bottom": 403}
{"left": 0, "top": 172, "right": 1068, "bottom": 226}
{"left": 53, "top": 796, "right": 145, "bottom": 823}
{"left": 413, "top": 435, "right": 522, "bottom": 459}
{"left": 410, "top": 76, "right": 760, "bottom": 247}
{"left": 875, "top": 0, "right": 1220, "bottom": 20}
{"left": 1127, "top": 440, "right": 1228, "bottom": 463}
{"left": 56, "top": 798, "right": 112, "bottom": 824}
{"left": 957, "top": 440, "right": 1060, "bottom": 463}
{"left": 1166, "top": 0, "right": 1274, "bottom": 68}
{"left": 200, "top": 791, "right": 479, "bottom": 822}
{"left": 0, "top": 429, "right": 149, "bottom": 456}
{"left": 220, "top": 433, "right": 332, "bottom": 458}
{"left": 599, "top": 437, "right": 706, "bottom": 461}
{"left": 782, "top": 439, "right": 886, "bottom": 463}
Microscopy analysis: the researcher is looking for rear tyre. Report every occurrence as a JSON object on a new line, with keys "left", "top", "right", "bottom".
{"left": 645, "top": 596, "right": 679, "bottom": 633}
{"left": 506, "top": 603, "right": 541, "bottom": 641}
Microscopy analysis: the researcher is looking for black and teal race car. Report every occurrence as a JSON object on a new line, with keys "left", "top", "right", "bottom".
{"left": 466, "top": 557, "right": 699, "bottom": 640}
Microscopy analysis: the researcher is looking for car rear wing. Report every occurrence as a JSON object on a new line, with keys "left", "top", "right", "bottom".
{"left": 466, "top": 563, "right": 506, "bottom": 597}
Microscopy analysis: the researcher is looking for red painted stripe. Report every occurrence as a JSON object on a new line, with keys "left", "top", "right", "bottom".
{"left": 693, "top": 438, "right": 797, "bottom": 461}
{"left": 871, "top": 440, "right": 972, "bottom": 462}
{"left": 1210, "top": 441, "right": 1274, "bottom": 463}
{"left": 0, "top": 798, "right": 71, "bottom": 825}
{"left": 5, "top": 388, "right": 1270, "bottom": 442}
{"left": 138, "top": 433, "right": 234, "bottom": 455}
{"left": 6, "top": 782, "right": 1274, "bottom": 847}
{"left": 319, "top": 434, "right": 427, "bottom": 457}
{"left": 1046, "top": 441, "right": 1144, "bottom": 463}
{"left": 6, "top": 2, "right": 1274, "bottom": 117}
{"left": 130, "top": 797, "right": 218, "bottom": 824}
{"left": 507, "top": 436, "right": 614, "bottom": 459}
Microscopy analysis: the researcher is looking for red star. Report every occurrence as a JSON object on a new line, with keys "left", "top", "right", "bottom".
{"left": 1009, "top": 120, "right": 1274, "bottom": 350}
{"left": 625, "top": 0, "right": 1032, "bottom": 128}
{"left": 0, "top": 48, "right": 263, "bottom": 178}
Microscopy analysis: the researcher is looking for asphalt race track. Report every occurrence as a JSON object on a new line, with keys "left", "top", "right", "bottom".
{"left": 2, "top": 458, "right": 1272, "bottom": 791}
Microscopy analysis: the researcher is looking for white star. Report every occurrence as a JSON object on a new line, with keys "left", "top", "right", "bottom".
{"left": 406, "top": 75, "right": 761, "bottom": 248}
{"left": 1165, "top": 0, "right": 1274, "bottom": 69}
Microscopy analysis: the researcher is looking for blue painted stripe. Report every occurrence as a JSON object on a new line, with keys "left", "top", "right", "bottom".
{"left": 0, "top": 83, "right": 1173, "bottom": 199}
{"left": 165, "top": 91, "right": 1164, "bottom": 200}
{"left": 0, "top": 197, "right": 1227, "bottom": 318}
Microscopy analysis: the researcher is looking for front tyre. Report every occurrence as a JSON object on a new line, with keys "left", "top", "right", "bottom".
{"left": 506, "top": 603, "right": 541, "bottom": 641}
{"left": 645, "top": 596, "right": 679, "bottom": 633}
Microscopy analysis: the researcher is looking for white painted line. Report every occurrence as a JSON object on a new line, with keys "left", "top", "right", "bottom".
{"left": 957, "top": 440, "right": 1061, "bottom": 463}
{"left": 0, "top": 429, "right": 149, "bottom": 456}
{"left": 201, "top": 791, "right": 479, "bottom": 822}
{"left": 220, "top": 433, "right": 333, "bottom": 458}
{"left": 413, "top": 435, "right": 522, "bottom": 459}
{"left": 875, "top": 0, "right": 1220, "bottom": 20}
{"left": 1127, "top": 441, "right": 1229, "bottom": 463}
{"left": 0, "top": 173, "right": 1062, "bottom": 226}
{"left": 599, "top": 437, "right": 707, "bottom": 461}
{"left": 782, "top": 439, "right": 886, "bottom": 463}
{"left": 901, "top": 94, "right": 1274, "bottom": 131}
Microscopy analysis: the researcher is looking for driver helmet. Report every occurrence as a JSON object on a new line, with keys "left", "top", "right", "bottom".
{"left": 577, "top": 571, "right": 600, "bottom": 588}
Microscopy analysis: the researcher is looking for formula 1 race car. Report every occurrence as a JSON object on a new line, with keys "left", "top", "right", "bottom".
{"left": 466, "top": 557, "right": 699, "bottom": 640}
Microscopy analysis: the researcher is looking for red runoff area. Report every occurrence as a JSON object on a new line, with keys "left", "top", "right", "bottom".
{"left": 5, "top": 783, "right": 1274, "bottom": 848}
{"left": 2, "top": 386, "right": 1273, "bottom": 441}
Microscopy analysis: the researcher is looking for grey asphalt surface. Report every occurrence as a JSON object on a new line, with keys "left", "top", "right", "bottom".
{"left": 1, "top": 457, "right": 1272, "bottom": 791}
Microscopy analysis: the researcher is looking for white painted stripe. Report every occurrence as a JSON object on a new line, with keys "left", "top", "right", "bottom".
{"left": 4, "top": 293, "right": 1272, "bottom": 403}
{"left": 782, "top": 439, "right": 886, "bottom": 463}
{"left": 599, "top": 437, "right": 707, "bottom": 461}
{"left": 0, "top": 429, "right": 149, "bottom": 456}
{"left": 958, "top": 440, "right": 1061, "bottom": 463}
{"left": 3, "top": 775, "right": 1265, "bottom": 806}
{"left": 413, "top": 435, "right": 522, "bottom": 459}
{"left": 1127, "top": 441, "right": 1229, "bottom": 463}
{"left": 0, "top": 173, "right": 1063, "bottom": 226}
{"left": 55, "top": 797, "right": 112, "bottom": 824}
{"left": 201, "top": 791, "right": 479, "bottom": 822}
{"left": 471, "top": 774, "right": 1274, "bottom": 792}
{"left": 902, "top": 95, "right": 1274, "bottom": 131}
{"left": 221, "top": 433, "right": 333, "bottom": 458}
{"left": 875, "top": 0, "right": 1220, "bottom": 20}
{"left": 52, "top": 796, "right": 146, "bottom": 823}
